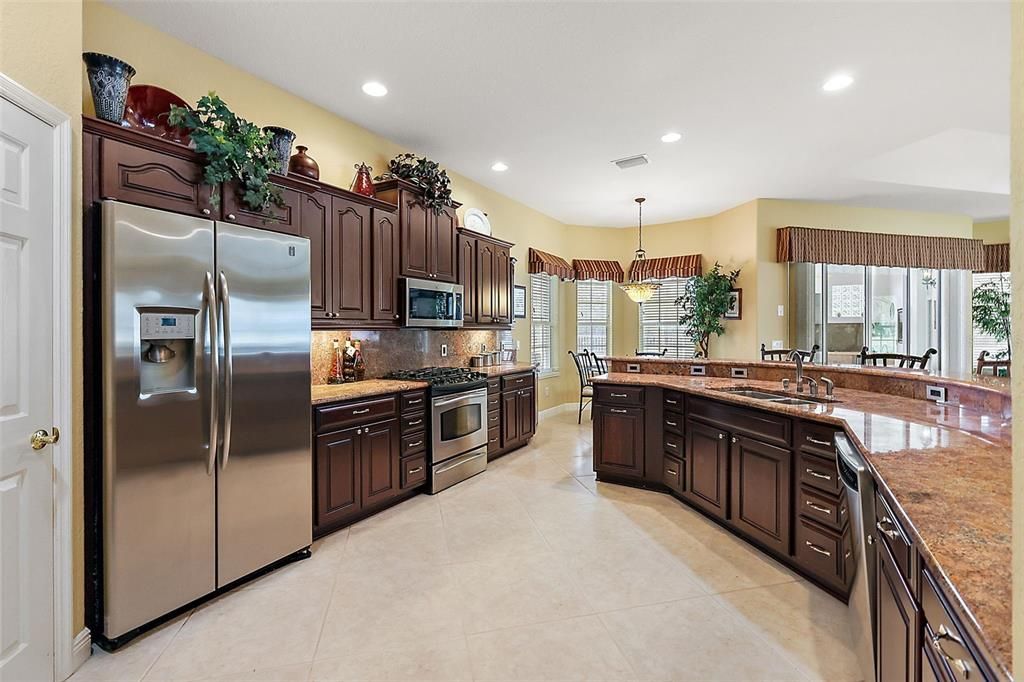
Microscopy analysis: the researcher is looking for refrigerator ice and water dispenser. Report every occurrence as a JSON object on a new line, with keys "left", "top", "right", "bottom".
{"left": 138, "top": 310, "right": 196, "bottom": 395}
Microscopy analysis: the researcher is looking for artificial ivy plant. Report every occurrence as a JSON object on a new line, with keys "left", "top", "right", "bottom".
{"left": 675, "top": 262, "right": 741, "bottom": 358}
{"left": 972, "top": 273, "right": 1011, "bottom": 359}
{"left": 167, "top": 92, "right": 283, "bottom": 211}
{"left": 377, "top": 153, "right": 453, "bottom": 214}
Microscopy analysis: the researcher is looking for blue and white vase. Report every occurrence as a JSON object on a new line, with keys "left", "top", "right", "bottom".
{"left": 262, "top": 126, "right": 296, "bottom": 175}
{"left": 83, "top": 53, "right": 136, "bottom": 123}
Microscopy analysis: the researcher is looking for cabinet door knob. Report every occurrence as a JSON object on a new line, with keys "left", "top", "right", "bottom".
{"left": 718, "top": 433, "right": 725, "bottom": 440}
{"left": 202, "top": 208, "right": 211, "bottom": 216}
{"left": 395, "top": 314, "right": 400, "bottom": 319}
{"left": 731, "top": 436, "right": 738, "bottom": 444}
{"left": 356, "top": 428, "right": 362, "bottom": 435}
{"left": 227, "top": 213, "right": 236, "bottom": 220}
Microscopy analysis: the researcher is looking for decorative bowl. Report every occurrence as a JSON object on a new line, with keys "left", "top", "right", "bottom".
{"left": 122, "top": 85, "right": 191, "bottom": 145}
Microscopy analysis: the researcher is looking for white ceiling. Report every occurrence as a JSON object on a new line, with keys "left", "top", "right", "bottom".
{"left": 106, "top": 1, "right": 1011, "bottom": 227}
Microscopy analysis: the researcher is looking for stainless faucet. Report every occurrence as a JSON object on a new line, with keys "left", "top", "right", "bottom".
{"left": 820, "top": 376, "right": 834, "bottom": 399}
{"left": 788, "top": 350, "right": 805, "bottom": 393}
{"left": 803, "top": 377, "right": 819, "bottom": 397}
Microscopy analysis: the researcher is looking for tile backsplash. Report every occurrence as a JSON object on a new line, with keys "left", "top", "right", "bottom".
{"left": 311, "top": 329, "right": 501, "bottom": 384}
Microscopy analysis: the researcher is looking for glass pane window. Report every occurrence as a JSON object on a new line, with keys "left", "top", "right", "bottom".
{"left": 867, "top": 266, "right": 907, "bottom": 355}
{"left": 530, "top": 273, "right": 559, "bottom": 373}
{"left": 824, "top": 264, "right": 865, "bottom": 364}
{"left": 909, "top": 268, "right": 940, "bottom": 357}
{"left": 972, "top": 271, "right": 1012, "bottom": 359}
{"left": 638, "top": 277, "right": 696, "bottom": 359}
{"left": 577, "top": 280, "right": 612, "bottom": 356}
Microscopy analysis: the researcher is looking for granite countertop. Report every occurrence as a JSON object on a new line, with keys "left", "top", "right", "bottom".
{"left": 311, "top": 379, "right": 429, "bottom": 405}
{"left": 475, "top": 362, "right": 538, "bottom": 377}
{"left": 593, "top": 371, "right": 1012, "bottom": 675}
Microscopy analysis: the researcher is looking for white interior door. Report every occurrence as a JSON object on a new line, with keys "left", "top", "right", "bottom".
{"left": 0, "top": 96, "right": 55, "bottom": 681}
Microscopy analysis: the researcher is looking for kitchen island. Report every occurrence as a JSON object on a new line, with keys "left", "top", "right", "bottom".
{"left": 592, "top": 357, "right": 1011, "bottom": 681}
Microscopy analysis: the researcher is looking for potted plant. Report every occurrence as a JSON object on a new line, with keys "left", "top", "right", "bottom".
{"left": 972, "top": 273, "right": 1011, "bottom": 359}
{"left": 167, "top": 93, "right": 283, "bottom": 211}
{"left": 675, "top": 262, "right": 741, "bottom": 358}
{"left": 376, "top": 153, "right": 453, "bottom": 214}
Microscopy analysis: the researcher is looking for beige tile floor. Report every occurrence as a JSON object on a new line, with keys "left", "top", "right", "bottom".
{"left": 71, "top": 409, "right": 864, "bottom": 682}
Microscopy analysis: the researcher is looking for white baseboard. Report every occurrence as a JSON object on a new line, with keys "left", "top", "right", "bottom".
{"left": 538, "top": 402, "right": 577, "bottom": 421}
{"left": 68, "top": 628, "right": 91, "bottom": 678}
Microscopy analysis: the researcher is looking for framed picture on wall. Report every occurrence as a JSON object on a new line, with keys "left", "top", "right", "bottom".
{"left": 514, "top": 285, "right": 527, "bottom": 319}
{"left": 725, "top": 288, "right": 742, "bottom": 319}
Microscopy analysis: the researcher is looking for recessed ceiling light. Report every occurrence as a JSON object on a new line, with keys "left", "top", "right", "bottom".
{"left": 660, "top": 132, "right": 682, "bottom": 143}
{"left": 491, "top": 161, "right": 508, "bottom": 172}
{"left": 822, "top": 73, "right": 854, "bottom": 92}
{"left": 361, "top": 81, "right": 388, "bottom": 97}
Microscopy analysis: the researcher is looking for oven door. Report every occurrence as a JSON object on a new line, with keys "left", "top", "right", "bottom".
{"left": 431, "top": 388, "right": 488, "bottom": 462}
{"left": 404, "top": 278, "right": 464, "bottom": 328}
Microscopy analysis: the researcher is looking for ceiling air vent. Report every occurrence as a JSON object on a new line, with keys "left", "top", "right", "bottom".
{"left": 612, "top": 154, "right": 649, "bottom": 170}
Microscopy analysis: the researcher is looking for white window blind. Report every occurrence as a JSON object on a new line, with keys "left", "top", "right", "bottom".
{"left": 531, "top": 273, "right": 558, "bottom": 373}
{"left": 638, "top": 277, "right": 696, "bottom": 358}
{"left": 972, "top": 271, "right": 1011, "bottom": 358}
{"left": 576, "top": 280, "right": 611, "bottom": 356}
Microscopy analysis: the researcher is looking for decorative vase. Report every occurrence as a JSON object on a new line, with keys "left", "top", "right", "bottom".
{"left": 351, "top": 163, "right": 376, "bottom": 197}
{"left": 83, "top": 52, "right": 136, "bottom": 123}
{"left": 288, "top": 145, "right": 320, "bottom": 180}
{"left": 262, "top": 126, "right": 296, "bottom": 175}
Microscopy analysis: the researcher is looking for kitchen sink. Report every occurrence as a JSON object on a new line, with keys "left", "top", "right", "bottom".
{"left": 713, "top": 386, "right": 835, "bottom": 405}
{"left": 716, "top": 388, "right": 787, "bottom": 400}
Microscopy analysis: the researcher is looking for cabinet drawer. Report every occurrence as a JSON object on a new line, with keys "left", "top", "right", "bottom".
{"left": 663, "top": 432, "right": 684, "bottom": 457}
{"left": 595, "top": 385, "right": 644, "bottom": 406}
{"left": 798, "top": 451, "right": 841, "bottom": 495}
{"left": 875, "top": 490, "right": 914, "bottom": 581}
{"left": 487, "top": 393, "right": 501, "bottom": 412}
{"left": 400, "top": 432, "right": 427, "bottom": 458}
{"left": 920, "top": 566, "right": 982, "bottom": 682}
{"left": 688, "top": 397, "right": 791, "bottom": 447}
{"left": 400, "top": 455, "right": 427, "bottom": 489}
{"left": 799, "top": 421, "right": 842, "bottom": 458}
{"left": 400, "top": 391, "right": 427, "bottom": 413}
{"left": 487, "top": 378, "right": 501, "bottom": 394}
{"left": 663, "top": 411, "right": 683, "bottom": 435}
{"left": 401, "top": 414, "right": 427, "bottom": 435}
{"left": 501, "top": 372, "right": 535, "bottom": 391}
{"left": 798, "top": 485, "right": 845, "bottom": 531}
{"left": 487, "top": 409, "right": 501, "bottom": 430}
{"left": 663, "top": 391, "right": 684, "bottom": 411}
{"left": 100, "top": 138, "right": 213, "bottom": 217}
{"left": 316, "top": 396, "right": 397, "bottom": 432}
{"left": 663, "top": 454, "right": 684, "bottom": 494}
{"left": 795, "top": 518, "right": 849, "bottom": 588}
{"left": 487, "top": 426, "right": 501, "bottom": 451}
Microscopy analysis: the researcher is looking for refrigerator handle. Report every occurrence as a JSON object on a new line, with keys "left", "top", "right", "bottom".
{"left": 218, "top": 271, "right": 234, "bottom": 470}
{"left": 204, "top": 272, "right": 220, "bottom": 476}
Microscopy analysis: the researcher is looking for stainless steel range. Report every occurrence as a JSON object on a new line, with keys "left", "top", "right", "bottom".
{"left": 385, "top": 367, "right": 489, "bottom": 493}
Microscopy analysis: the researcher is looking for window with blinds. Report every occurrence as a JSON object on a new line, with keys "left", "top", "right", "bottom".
{"left": 972, "top": 271, "right": 1011, "bottom": 358}
{"left": 530, "top": 273, "right": 558, "bottom": 373}
{"left": 638, "top": 277, "right": 696, "bottom": 359}
{"left": 576, "top": 280, "right": 611, "bottom": 356}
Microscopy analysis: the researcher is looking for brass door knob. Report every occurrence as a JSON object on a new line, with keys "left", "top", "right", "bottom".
{"left": 30, "top": 427, "right": 60, "bottom": 450}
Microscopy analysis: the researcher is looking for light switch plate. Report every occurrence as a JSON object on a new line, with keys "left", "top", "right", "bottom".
{"left": 731, "top": 367, "right": 748, "bottom": 379}
{"left": 690, "top": 365, "right": 707, "bottom": 376}
{"left": 777, "top": 305, "right": 785, "bottom": 317}
{"left": 772, "top": 340, "right": 784, "bottom": 349}
{"left": 626, "top": 363, "right": 641, "bottom": 373}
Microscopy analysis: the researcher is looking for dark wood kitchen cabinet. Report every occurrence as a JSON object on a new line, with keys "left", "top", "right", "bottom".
{"left": 315, "top": 426, "right": 361, "bottom": 530}
{"left": 594, "top": 404, "right": 645, "bottom": 479}
{"left": 299, "top": 191, "right": 332, "bottom": 322}
{"left": 434, "top": 205, "right": 458, "bottom": 282}
{"left": 377, "top": 179, "right": 461, "bottom": 283}
{"left": 683, "top": 417, "right": 730, "bottom": 520}
{"left": 876, "top": 536, "right": 918, "bottom": 682}
{"left": 493, "top": 244, "right": 512, "bottom": 322}
{"left": 488, "top": 371, "right": 537, "bottom": 459}
{"left": 730, "top": 435, "right": 792, "bottom": 555}
{"left": 456, "top": 229, "right": 515, "bottom": 327}
{"left": 458, "top": 233, "right": 478, "bottom": 324}
{"left": 371, "top": 208, "right": 401, "bottom": 322}
{"left": 330, "top": 197, "right": 372, "bottom": 322}
{"left": 97, "top": 136, "right": 214, "bottom": 217}
{"left": 221, "top": 181, "right": 301, "bottom": 234}
{"left": 359, "top": 420, "right": 401, "bottom": 507}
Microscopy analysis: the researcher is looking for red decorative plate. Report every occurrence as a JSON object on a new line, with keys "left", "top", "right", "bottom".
{"left": 122, "top": 85, "right": 191, "bottom": 145}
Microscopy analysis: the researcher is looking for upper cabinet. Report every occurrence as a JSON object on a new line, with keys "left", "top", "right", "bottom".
{"left": 456, "top": 229, "right": 514, "bottom": 327}
{"left": 377, "top": 179, "right": 461, "bottom": 284}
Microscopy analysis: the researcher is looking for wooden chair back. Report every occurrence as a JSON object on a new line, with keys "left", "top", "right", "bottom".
{"left": 760, "top": 343, "right": 819, "bottom": 363}
{"left": 976, "top": 350, "right": 1010, "bottom": 377}
{"left": 858, "top": 346, "right": 937, "bottom": 370}
{"left": 635, "top": 348, "right": 668, "bottom": 357}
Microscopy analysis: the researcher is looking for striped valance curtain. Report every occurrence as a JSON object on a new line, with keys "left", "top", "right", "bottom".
{"left": 629, "top": 254, "right": 702, "bottom": 280}
{"left": 528, "top": 248, "right": 573, "bottom": 280}
{"left": 980, "top": 243, "right": 1010, "bottom": 273}
{"left": 572, "top": 259, "right": 625, "bottom": 283}
{"left": 776, "top": 226, "right": 984, "bottom": 271}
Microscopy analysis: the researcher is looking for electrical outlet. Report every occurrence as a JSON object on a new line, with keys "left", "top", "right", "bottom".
{"left": 626, "top": 363, "right": 641, "bottom": 373}
{"left": 731, "top": 367, "right": 748, "bottom": 379}
{"left": 544, "top": 385, "right": 550, "bottom": 397}
{"left": 440, "top": 344, "right": 448, "bottom": 357}
{"left": 777, "top": 305, "right": 785, "bottom": 317}
{"left": 772, "top": 340, "right": 784, "bottom": 349}
{"left": 926, "top": 385, "right": 947, "bottom": 402}
{"left": 689, "top": 365, "right": 706, "bottom": 376}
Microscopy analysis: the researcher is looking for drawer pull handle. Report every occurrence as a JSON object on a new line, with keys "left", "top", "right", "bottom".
{"left": 409, "top": 419, "right": 423, "bottom": 426}
{"left": 408, "top": 467, "right": 423, "bottom": 474}
{"left": 407, "top": 398, "right": 423, "bottom": 405}
{"left": 352, "top": 408, "right": 371, "bottom": 415}
{"left": 805, "top": 436, "right": 833, "bottom": 447}
{"left": 875, "top": 518, "right": 902, "bottom": 541}
{"left": 665, "top": 399, "right": 678, "bottom": 405}
{"left": 408, "top": 440, "right": 423, "bottom": 447}
{"left": 665, "top": 420, "right": 678, "bottom": 427}
{"left": 805, "top": 468, "right": 832, "bottom": 481}
{"left": 489, "top": 437, "right": 498, "bottom": 443}
{"left": 610, "top": 409, "right": 628, "bottom": 414}
{"left": 931, "top": 625, "right": 970, "bottom": 678}
{"left": 666, "top": 469, "right": 678, "bottom": 476}
{"left": 805, "top": 501, "right": 832, "bottom": 515}
{"left": 805, "top": 541, "right": 832, "bottom": 557}
{"left": 610, "top": 392, "right": 628, "bottom": 398}
{"left": 666, "top": 442, "right": 678, "bottom": 449}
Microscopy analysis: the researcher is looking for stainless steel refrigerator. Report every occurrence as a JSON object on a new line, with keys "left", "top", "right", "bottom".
{"left": 100, "top": 200, "right": 312, "bottom": 641}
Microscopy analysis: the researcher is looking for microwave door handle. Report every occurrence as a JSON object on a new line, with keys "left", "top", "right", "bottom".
{"left": 204, "top": 272, "right": 219, "bottom": 476}
{"left": 218, "top": 271, "right": 234, "bottom": 470}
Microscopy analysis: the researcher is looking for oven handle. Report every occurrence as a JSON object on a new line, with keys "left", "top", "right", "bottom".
{"left": 432, "top": 388, "right": 488, "bottom": 407}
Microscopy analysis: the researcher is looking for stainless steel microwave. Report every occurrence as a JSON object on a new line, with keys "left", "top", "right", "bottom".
{"left": 402, "top": 277, "right": 464, "bottom": 328}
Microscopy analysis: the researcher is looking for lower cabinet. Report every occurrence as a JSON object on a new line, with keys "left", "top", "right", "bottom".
{"left": 360, "top": 420, "right": 400, "bottom": 507}
{"left": 489, "top": 372, "right": 537, "bottom": 459}
{"left": 315, "top": 426, "right": 361, "bottom": 530}
{"left": 876, "top": 537, "right": 918, "bottom": 682}
{"left": 729, "top": 435, "right": 792, "bottom": 555}
{"left": 593, "top": 405, "right": 645, "bottom": 479}
{"left": 683, "top": 418, "right": 729, "bottom": 519}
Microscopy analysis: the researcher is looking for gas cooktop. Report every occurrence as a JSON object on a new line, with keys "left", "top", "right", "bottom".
{"left": 385, "top": 367, "right": 488, "bottom": 396}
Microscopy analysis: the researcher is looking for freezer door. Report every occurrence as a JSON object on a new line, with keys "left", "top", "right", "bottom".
{"left": 101, "top": 201, "right": 217, "bottom": 638}
{"left": 215, "top": 222, "right": 312, "bottom": 586}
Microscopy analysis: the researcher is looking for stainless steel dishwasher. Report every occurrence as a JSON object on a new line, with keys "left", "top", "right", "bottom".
{"left": 835, "top": 433, "right": 877, "bottom": 682}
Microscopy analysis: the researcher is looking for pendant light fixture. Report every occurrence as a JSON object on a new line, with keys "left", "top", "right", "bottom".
{"left": 620, "top": 197, "right": 662, "bottom": 304}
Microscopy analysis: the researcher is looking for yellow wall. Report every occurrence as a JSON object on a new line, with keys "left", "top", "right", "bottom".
{"left": 974, "top": 218, "right": 1010, "bottom": 244}
{"left": 1, "top": 0, "right": 85, "bottom": 637}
